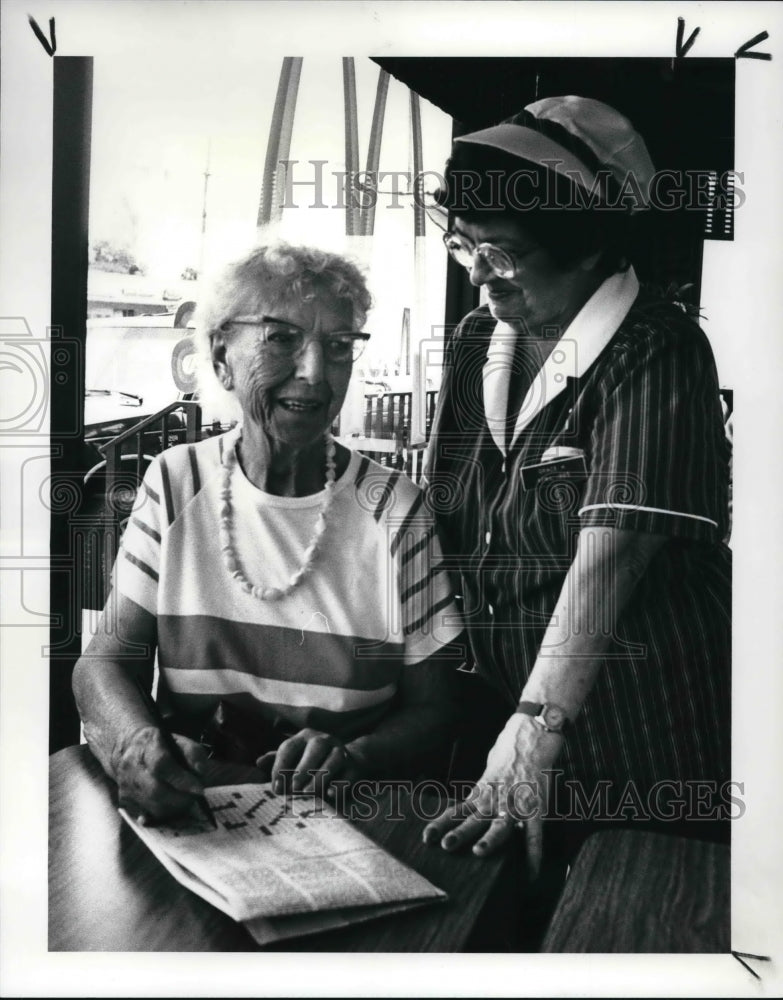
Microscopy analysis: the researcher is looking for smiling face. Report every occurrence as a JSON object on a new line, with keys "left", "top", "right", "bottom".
{"left": 451, "top": 215, "right": 603, "bottom": 333}
{"left": 214, "top": 294, "right": 355, "bottom": 452}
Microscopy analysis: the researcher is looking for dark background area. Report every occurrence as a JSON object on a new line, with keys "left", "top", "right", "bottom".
{"left": 372, "top": 57, "right": 734, "bottom": 166}
{"left": 373, "top": 57, "right": 736, "bottom": 321}
{"left": 50, "top": 58, "right": 93, "bottom": 751}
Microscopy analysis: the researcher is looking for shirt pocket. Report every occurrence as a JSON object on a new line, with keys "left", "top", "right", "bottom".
{"left": 517, "top": 449, "right": 589, "bottom": 564}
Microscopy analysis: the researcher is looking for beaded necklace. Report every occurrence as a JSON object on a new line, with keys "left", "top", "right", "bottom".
{"left": 219, "top": 428, "right": 336, "bottom": 601}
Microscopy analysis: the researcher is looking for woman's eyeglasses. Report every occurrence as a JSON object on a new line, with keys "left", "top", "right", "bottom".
{"left": 224, "top": 317, "right": 371, "bottom": 364}
{"left": 441, "top": 233, "right": 517, "bottom": 279}
{"left": 441, "top": 232, "right": 541, "bottom": 280}
{"left": 420, "top": 190, "right": 538, "bottom": 279}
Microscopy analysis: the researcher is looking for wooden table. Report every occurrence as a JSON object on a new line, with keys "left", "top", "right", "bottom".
{"left": 49, "top": 745, "right": 521, "bottom": 952}
{"left": 541, "top": 828, "right": 730, "bottom": 953}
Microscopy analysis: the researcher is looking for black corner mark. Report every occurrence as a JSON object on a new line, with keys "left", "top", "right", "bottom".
{"left": 675, "top": 16, "right": 700, "bottom": 58}
{"left": 731, "top": 951, "right": 771, "bottom": 981}
{"left": 28, "top": 14, "right": 56, "bottom": 57}
{"left": 735, "top": 30, "right": 772, "bottom": 61}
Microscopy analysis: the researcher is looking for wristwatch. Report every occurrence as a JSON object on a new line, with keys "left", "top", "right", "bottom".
{"left": 515, "top": 701, "right": 572, "bottom": 735}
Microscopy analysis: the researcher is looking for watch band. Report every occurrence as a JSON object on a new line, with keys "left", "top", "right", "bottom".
{"left": 515, "top": 701, "right": 572, "bottom": 735}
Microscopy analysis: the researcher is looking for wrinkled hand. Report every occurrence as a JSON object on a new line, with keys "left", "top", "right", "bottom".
{"left": 114, "top": 725, "right": 211, "bottom": 823}
{"left": 422, "top": 713, "right": 563, "bottom": 878}
{"left": 255, "top": 728, "right": 369, "bottom": 796}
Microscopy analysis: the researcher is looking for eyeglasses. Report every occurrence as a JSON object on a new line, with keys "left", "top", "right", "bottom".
{"left": 223, "top": 316, "right": 371, "bottom": 364}
{"left": 442, "top": 232, "right": 539, "bottom": 280}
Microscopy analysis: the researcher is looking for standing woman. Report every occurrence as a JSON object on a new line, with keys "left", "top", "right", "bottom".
{"left": 422, "top": 97, "right": 732, "bottom": 870}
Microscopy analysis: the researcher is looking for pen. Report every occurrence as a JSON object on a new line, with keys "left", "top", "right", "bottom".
{"left": 133, "top": 676, "right": 218, "bottom": 829}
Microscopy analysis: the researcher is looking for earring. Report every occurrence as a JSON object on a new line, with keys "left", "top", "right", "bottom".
{"left": 223, "top": 373, "right": 234, "bottom": 391}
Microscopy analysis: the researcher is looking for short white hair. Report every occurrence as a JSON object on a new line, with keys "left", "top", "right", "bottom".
{"left": 192, "top": 243, "right": 372, "bottom": 423}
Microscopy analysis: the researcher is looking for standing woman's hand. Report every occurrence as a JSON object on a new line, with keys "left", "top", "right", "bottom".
{"left": 422, "top": 713, "right": 564, "bottom": 878}
{"left": 422, "top": 528, "right": 668, "bottom": 875}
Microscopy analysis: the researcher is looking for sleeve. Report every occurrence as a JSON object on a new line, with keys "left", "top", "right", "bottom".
{"left": 391, "top": 491, "right": 465, "bottom": 666}
{"left": 424, "top": 308, "right": 493, "bottom": 481}
{"left": 578, "top": 321, "right": 730, "bottom": 542}
{"left": 423, "top": 308, "right": 494, "bottom": 556}
{"left": 110, "top": 456, "right": 166, "bottom": 615}
{"left": 422, "top": 325, "right": 458, "bottom": 487}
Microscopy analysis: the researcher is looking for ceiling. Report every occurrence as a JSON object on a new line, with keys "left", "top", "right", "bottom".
{"left": 371, "top": 57, "right": 735, "bottom": 176}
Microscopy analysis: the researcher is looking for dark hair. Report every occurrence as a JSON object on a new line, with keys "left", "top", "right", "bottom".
{"left": 440, "top": 141, "right": 638, "bottom": 273}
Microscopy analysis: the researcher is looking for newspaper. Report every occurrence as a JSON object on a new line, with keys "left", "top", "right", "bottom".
{"left": 119, "top": 783, "right": 446, "bottom": 934}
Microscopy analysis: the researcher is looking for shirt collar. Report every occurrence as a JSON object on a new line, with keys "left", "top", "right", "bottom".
{"left": 482, "top": 266, "right": 640, "bottom": 454}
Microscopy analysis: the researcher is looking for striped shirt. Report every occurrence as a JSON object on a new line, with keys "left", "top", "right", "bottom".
{"left": 114, "top": 434, "right": 462, "bottom": 738}
{"left": 426, "top": 276, "right": 731, "bottom": 795}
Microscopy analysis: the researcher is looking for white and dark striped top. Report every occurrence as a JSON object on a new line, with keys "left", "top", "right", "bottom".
{"left": 426, "top": 284, "right": 731, "bottom": 795}
{"left": 114, "top": 436, "right": 463, "bottom": 738}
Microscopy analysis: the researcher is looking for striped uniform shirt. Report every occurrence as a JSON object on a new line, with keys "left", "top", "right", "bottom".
{"left": 114, "top": 433, "right": 462, "bottom": 739}
{"left": 426, "top": 272, "right": 731, "bottom": 797}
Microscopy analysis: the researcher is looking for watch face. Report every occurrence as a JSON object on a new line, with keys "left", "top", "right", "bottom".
{"left": 541, "top": 704, "right": 566, "bottom": 730}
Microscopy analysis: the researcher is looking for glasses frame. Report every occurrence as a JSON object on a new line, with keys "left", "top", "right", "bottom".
{"left": 422, "top": 193, "right": 450, "bottom": 233}
{"left": 421, "top": 189, "right": 540, "bottom": 279}
{"left": 441, "top": 231, "right": 541, "bottom": 280}
{"left": 441, "top": 233, "right": 515, "bottom": 280}
{"left": 223, "top": 315, "right": 371, "bottom": 364}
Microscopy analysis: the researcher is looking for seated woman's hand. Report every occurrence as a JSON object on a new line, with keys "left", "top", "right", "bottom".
{"left": 113, "top": 725, "right": 211, "bottom": 823}
{"left": 422, "top": 713, "right": 563, "bottom": 878}
{"left": 255, "top": 728, "right": 369, "bottom": 795}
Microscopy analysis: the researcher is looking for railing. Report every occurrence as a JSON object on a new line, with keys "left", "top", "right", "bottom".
{"left": 339, "top": 435, "right": 428, "bottom": 482}
{"left": 83, "top": 390, "right": 439, "bottom": 612}
{"left": 353, "top": 390, "right": 437, "bottom": 482}
{"left": 100, "top": 399, "right": 203, "bottom": 489}
{"left": 362, "top": 390, "right": 438, "bottom": 441}
{"left": 98, "top": 391, "right": 438, "bottom": 523}
{"left": 86, "top": 402, "right": 205, "bottom": 606}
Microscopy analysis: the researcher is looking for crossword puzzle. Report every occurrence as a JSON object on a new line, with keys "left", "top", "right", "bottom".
{"left": 168, "top": 785, "right": 327, "bottom": 838}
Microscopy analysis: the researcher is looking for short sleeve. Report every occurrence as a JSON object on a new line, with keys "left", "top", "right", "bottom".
{"left": 111, "top": 457, "right": 165, "bottom": 614}
{"left": 391, "top": 492, "right": 464, "bottom": 666}
{"left": 578, "top": 320, "right": 730, "bottom": 542}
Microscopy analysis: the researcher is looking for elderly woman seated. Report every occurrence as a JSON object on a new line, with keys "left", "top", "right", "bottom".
{"left": 73, "top": 244, "right": 463, "bottom": 823}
